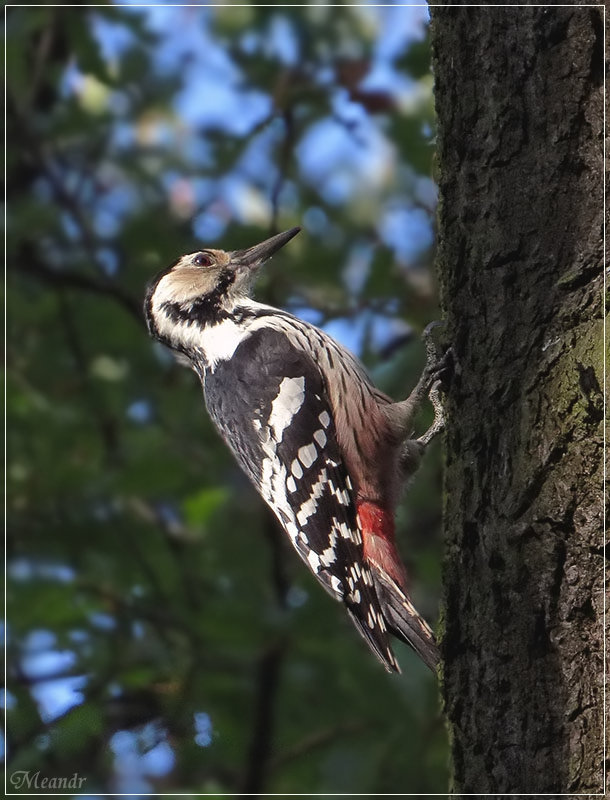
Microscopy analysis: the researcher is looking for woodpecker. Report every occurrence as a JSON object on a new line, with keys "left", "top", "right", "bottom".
{"left": 144, "top": 227, "right": 448, "bottom": 673}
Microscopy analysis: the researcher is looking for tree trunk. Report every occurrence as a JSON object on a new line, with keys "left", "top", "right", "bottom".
{"left": 430, "top": 5, "right": 605, "bottom": 794}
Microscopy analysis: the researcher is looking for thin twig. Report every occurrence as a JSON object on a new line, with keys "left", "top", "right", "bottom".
{"left": 55, "top": 289, "right": 121, "bottom": 463}
{"left": 270, "top": 107, "right": 295, "bottom": 233}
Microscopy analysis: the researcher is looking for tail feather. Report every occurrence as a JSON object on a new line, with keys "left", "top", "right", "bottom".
{"left": 345, "top": 606, "right": 401, "bottom": 673}
{"left": 373, "top": 570, "right": 440, "bottom": 671}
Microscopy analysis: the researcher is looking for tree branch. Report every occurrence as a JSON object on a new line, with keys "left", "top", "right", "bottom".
{"left": 269, "top": 720, "right": 365, "bottom": 770}
{"left": 55, "top": 289, "right": 122, "bottom": 464}
{"left": 239, "top": 641, "right": 285, "bottom": 796}
{"left": 19, "top": 253, "right": 142, "bottom": 324}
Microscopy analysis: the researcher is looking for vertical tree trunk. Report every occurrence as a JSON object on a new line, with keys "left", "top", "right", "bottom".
{"left": 430, "top": 5, "right": 605, "bottom": 794}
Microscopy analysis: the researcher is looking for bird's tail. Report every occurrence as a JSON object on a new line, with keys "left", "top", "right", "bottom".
{"left": 358, "top": 499, "right": 439, "bottom": 671}
{"left": 372, "top": 569, "right": 440, "bottom": 671}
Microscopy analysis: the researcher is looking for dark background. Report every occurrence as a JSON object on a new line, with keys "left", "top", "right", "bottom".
{"left": 7, "top": 5, "right": 448, "bottom": 793}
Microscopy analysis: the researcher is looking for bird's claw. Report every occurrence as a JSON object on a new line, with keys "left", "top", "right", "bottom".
{"left": 421, "top": 322, "right": 454, "bottom": 393}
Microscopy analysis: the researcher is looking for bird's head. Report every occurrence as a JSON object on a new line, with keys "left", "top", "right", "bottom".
{"left": 144, "top": 226, "right": 300, "bottom": 343}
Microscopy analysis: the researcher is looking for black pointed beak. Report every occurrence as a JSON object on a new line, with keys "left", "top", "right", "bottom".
{"left": 231, "top": 227, "right": 301, "bottom": 270}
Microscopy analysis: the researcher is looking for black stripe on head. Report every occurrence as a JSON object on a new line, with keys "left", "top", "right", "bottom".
{"left": 158, "top": 268, "right": 237, "bottom": 328}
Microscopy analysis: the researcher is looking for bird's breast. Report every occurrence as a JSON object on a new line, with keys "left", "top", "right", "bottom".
{"left": 200, "top": 318, "right": 249, "bottom": 369}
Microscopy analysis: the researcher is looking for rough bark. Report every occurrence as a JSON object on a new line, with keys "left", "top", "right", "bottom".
{"left": 430, "top": 5, "right": 605, "bottom": 795}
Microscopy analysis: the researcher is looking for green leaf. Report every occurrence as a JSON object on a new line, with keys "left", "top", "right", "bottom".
{"left": 183, "top": 487, "right": 230, "bottom": 526}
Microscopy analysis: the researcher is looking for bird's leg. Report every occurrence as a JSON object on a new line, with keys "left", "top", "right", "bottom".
{"left": 383, "top": 322, "right": 452, "bottom": 443}
{"left": 416, "top": 379, "right": 445, "bottom": 447}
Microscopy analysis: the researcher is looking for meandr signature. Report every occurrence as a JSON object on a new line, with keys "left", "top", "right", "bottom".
{"left": 9, "top": 770, "right": 86, "bottom": 791}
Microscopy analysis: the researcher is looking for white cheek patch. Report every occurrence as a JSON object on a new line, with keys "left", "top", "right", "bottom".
{"left": 151, "top": 268, "right": 248, "bottom": 368}
{"left": 154, "top": 314, "right": 201, "bottom": 354}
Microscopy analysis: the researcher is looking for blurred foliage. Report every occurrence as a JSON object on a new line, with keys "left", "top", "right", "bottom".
{"left": 6, "top": 4, "right": 447, "bottom": 794}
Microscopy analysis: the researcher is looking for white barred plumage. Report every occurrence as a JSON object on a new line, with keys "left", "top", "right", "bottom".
{"left": 144, "top": 227, "right": 448, "bottom": 673}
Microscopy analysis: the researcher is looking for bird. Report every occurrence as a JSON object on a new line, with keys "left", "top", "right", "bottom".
{"left": 144, "top": 226, "right": 448, "bottom": 673}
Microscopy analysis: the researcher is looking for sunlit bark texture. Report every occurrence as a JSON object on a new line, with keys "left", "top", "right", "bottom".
{"left": 430, "top": 5, "right": 605, "bottom": 794}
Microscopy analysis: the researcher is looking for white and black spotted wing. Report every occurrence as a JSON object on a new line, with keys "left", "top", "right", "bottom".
{"left": 204, "top": 327, "right": 399, "bottom": 671}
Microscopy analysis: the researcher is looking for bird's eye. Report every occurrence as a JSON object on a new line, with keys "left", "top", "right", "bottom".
{"left": 193, "top": 253, "right": 213, "bottom": 267}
